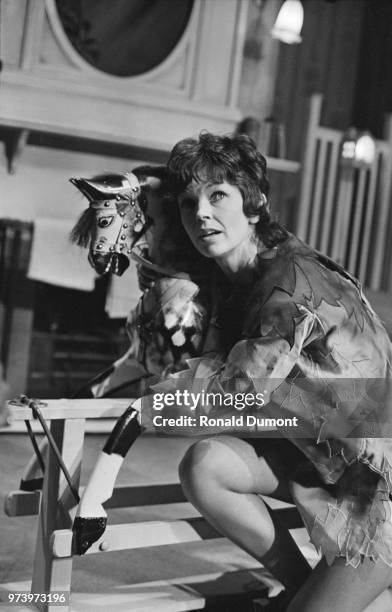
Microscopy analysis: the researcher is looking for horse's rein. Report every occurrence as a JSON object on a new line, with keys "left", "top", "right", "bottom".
{"left": 130, "top": 250, "right": 195, "bottom": 282}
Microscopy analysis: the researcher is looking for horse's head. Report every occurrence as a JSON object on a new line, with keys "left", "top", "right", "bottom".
{"left": 70, "top": 167, "right": 217, "bottom": 375}
{"left": 70, "top": 168, "right": 166, "bottom": 275}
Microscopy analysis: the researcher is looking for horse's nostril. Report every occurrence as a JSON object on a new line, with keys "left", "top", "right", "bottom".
{"left": 88, "top": 252, "right": 112, "bottom": 275}
{"left": 113, "top": 253, "right": 130, "bottom": 276}
{"left": 88, "top": 251, "right": 129, "bottom": 276}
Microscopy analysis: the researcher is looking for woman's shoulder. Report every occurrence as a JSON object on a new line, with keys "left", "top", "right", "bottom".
{"left": 241, "top": 235, "right": 311, "bottom": 344}
{"left": 248, "top": 232, "right": 380, "bottom": 338}
{"left": 251, "top": 232, "right": 315, "bottom": 305}
{"left": 253, "top": 232, "right": 365, "bottom": 303}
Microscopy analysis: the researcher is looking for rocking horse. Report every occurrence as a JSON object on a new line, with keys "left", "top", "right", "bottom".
{"left": 19, "top": 165, "right": 221, "bottom": 554}
{"left": 69, "top": 165, "right": 215, "bottom": 385}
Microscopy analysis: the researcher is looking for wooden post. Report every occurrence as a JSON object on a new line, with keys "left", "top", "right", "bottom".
{"left": 330, "top": 163, "right": 354, "bottom": 265}
{"left": 296, "top": 94, "right": 323, "bottom": 241}
{"left": 31, "top": 418, "right": 85, "bottom": 612}
{"left": 371, "top": 116, "right": 392, "bottom": 290}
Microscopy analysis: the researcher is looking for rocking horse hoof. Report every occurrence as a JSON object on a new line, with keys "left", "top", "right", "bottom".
{"left": 19, "top": 477, "right": 44, "bottom": 491}
{"left": 72, "top": 516, "right": 107, "bottom": 555}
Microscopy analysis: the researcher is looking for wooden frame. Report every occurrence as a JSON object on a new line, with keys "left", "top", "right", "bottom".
{"left": 4, "top": 398, "right": 302, "bottom": 612}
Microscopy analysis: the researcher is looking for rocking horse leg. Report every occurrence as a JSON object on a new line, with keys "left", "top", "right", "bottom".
{"left": 17, "top": 351, "right": 142, "bottom": 492}
{"left": 73, "top": 401, "right": 141, "bottom": 554}
{"left": 20, "top": 435, "right": 47, "bottom": 491}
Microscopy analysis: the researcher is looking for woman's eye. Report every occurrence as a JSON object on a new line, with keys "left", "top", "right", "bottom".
{"left": 210, "top": 191, "right": 225, "bottom": 203}
{"left": 98, "top": 215, "right": 114, "bottom": 228}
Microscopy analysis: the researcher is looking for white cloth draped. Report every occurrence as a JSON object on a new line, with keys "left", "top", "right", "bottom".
{"left": 28, "top": 217, "right": 96, "bottom": 291}
{"left": 105, "top": 261, "right": 141, "bottom": 318}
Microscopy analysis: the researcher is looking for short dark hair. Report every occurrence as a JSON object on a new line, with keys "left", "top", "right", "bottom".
{"left": 166, "top": 132, "right": 288, "bottom": 247}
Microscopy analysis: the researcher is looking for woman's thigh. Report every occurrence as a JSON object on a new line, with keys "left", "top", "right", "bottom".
{"left": 288, "top": 556, "right": 392, "bottom": 612}
{"left": 179, "top": 435, "right": 299, "bottom": 503}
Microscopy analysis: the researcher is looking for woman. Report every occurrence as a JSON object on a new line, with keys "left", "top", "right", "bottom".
{"left": 75, "top": 133, "right": 392, "bottom": 611}
{"left": 165, "top": 132, "right": 392, "bottom": 610}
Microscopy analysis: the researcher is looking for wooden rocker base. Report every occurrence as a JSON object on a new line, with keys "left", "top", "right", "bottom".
{"left": 0, "top": 569, "right": 272, "bottom": 612}
{"left": 0, "top": 530, "right": 319, "bottom": 612}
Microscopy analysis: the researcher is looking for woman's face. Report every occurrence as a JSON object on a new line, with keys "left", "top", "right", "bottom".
{"left": 178, "top": 179, "right": 259, "bottom": 270}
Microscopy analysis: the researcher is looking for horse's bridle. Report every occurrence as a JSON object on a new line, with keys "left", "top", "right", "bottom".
{"left": 88, "top": 172, "right": 147, "bottom": 275}
{"left": 90, "top": 173, "right": 144, "bottom": 251}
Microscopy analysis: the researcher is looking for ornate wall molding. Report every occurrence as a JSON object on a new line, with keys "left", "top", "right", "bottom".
{"left": 0, "top": 0, "right": 249, "bottom": 153}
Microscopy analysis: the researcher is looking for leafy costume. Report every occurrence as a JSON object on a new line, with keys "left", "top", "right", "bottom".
{"left": 152, "top": 233, "right": 392, "bottom": 567}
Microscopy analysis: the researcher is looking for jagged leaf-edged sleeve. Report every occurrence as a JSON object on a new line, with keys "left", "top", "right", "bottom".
{"left": 144, "top": 289, "right": 317, "bottom": 434}
{"left": 220, "top": 293, "right": 316, "bottom": 397}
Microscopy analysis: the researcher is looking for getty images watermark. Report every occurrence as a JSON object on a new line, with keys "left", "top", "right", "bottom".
{"left": 140, "top": 378, "right": 392, "bottom": 437}
{"left": 150, "top": 389, "right": 299, "bottom": 429}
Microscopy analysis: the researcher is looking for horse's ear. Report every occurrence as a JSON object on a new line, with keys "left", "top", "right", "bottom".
{"left": 133, "top": 165, "right": 168, "bottom": 194}
{"left": 69, "top": 209, "right": 95, "bottom": 247}
{"left": 139, "top": 175, "right": 163, "bottom": 192}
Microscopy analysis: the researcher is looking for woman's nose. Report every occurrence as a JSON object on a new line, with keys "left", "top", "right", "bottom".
{"left": 195, "top": 197, "right": 212, "bottom": 220}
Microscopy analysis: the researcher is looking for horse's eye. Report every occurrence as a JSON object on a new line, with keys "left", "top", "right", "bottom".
{"left": 98, "top": 215, "right": 114, "bottom": 228}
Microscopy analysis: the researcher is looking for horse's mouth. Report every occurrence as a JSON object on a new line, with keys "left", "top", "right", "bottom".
{"left": 88, "top": 252, "right": 130, "bottom": 276}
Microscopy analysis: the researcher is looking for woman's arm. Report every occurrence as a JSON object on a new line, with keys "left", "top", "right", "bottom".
{"left": 150, "top": 304, "right": 316, "bottom": 430}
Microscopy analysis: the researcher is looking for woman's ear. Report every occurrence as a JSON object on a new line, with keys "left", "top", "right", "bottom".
{"left": 248, "top": 214, "right": 260, "bottom": 225}
{"left": 248, "top": 193, "right": 267, "bottom": 225}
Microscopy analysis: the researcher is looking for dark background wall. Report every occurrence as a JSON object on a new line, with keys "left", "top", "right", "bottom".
{"left": 273, "top": 0, "right": 392, "bottom": 159}
{"left": 267, "top": 0, "right": 392, "bottom": 230}
{"left": 352, "top": 0, "right": 392, "bottom": 138}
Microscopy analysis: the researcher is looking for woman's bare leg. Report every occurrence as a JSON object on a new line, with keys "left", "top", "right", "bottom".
{"left": 179, "top": 436, "right": 311, "bottom": 598}
{"left": 287, "top": 556, "right": 392, "bottom": 612}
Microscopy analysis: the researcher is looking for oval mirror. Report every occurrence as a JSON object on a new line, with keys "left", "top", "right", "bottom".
{"left": 55, "top": 0, "right": 194, "bottom": 77}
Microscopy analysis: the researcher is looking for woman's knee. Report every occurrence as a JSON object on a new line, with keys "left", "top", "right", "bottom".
{"left": 179, "top": 438, "right": 225, "bottom": 501}
{"left": 179, "top": 436, "right": 262, "bottom": 502}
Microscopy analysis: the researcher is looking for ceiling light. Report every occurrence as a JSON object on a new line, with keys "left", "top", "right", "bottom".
{"left": 271, "top": 0, "right": 304, "bottom": 44}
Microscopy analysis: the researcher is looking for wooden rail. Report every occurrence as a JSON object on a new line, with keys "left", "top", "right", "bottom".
{"left": 297, "top": 94, "right": 392, "bottom": 291}
{"left": 4, "top": 398, "right": 303, "bottom": 612}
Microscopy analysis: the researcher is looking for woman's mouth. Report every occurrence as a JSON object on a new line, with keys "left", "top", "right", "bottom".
{"left": 198, "top": 229, "right": 222, "bottom": 241}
